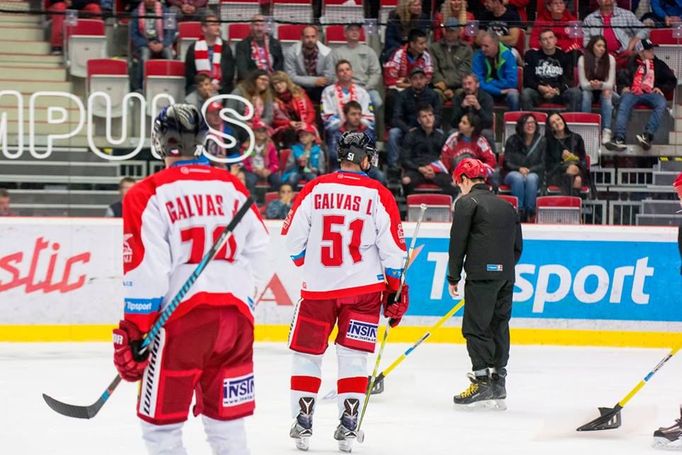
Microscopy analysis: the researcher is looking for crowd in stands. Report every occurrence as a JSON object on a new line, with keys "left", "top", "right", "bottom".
{"left": 45, "top": 0, "right": 680, "bottom": 221}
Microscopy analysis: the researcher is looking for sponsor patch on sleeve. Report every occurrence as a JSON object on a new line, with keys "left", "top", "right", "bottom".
{"left": 486, "top": 264, "right": 503, "bottom": 272}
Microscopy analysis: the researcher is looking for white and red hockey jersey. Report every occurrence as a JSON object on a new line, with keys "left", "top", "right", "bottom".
{"left": 282, "top": 171, "right": 407, "bottom": 299}
{"left": 122, "top": 159, "right": 269, "bottom": 332}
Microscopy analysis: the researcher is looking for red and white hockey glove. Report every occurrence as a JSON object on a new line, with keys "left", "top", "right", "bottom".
{"left": 113, "top": 320, "right": 149, "bottom": 382}
{"left": 383, "top": 284, "right": 409, "bottom": 328}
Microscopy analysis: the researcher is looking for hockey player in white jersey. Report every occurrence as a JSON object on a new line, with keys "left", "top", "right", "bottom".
{"left": 282, "top": 131, "right": 409, "bottom": 452}
{"left": 112, "top": 104, "right": 269, "bottom": 455}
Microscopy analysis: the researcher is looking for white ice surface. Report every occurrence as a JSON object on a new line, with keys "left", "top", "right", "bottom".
{"left": 2, "top": 342, "right": 681, "bottom": 454}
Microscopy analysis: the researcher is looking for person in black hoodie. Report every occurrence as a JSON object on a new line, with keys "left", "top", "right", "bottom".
{"left": 235, "top": 15, "right": 284, "bottom": 81}
{"left": 400, "top": 105, "right": 456, "bottom": 196}
{"left": 502, "top": 113, "right": 546, "bottom": 221}
{"left": 521, "top": 29, "right": 581, "bottom": 112}
{"left": 606, "top": 38, "right": 678, "bottom": 152}
{"left": 447, "top": 158, "right": 523, "bottom": 410}
{"left": 545, "top": 112, "right": 588, "bottom": 196}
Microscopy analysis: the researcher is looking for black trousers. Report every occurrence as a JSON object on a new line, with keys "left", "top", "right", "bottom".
{"left": 462, "top": 279, "right": 514, "bottom": 373}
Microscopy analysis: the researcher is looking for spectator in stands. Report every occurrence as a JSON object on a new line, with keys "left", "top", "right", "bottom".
{"left": 440, "top": 113, "right": 497, "bottom": 174}
{"left": 401, "top": 105, "right": 457, "bottom": 196}
{"left": 105, "top": 177, "right": 135, "bottom": 217}
{"left": 521, "top": 29, "right": 581, "bottom": 112}
{"left": 530, "top": 0, "right": 582, "bottom": 52}
{"left": 583, "top": 0, "right": 649, "bottom": 65}
{"left": 0, "top": 188, "right": 16, "bottom": 217}
{"left": 502, "top": 114, "right": 546, "bottom": 221}
{"left": 48, "top": 0, "right": 102, "bottom": 55}
{"left": 235, "top": 14, "right": 284, "bottom": 81}
{"left": 184, "top": 11, "right": 235, "bottom": 96}
{"left": 270, "top": 71, "right": 317, "bottom": 148}
{"left": 643, "top": 0, "right": 682, "bottom": 26}
{"left": 578, "top": 35, "right": 617, "bottom": 144}
{"left": 451, "top": 73, "right": 495, "bottom": 152}
{"left": 167, "top": 0, "right": 205, "bottom": 21}
{"left": 331, "top": 23, "right": 383, "bottom": 109}
{"left": 204, "top": 101, "right": 241, "bottom": 162}
{"left": 282, "top": 126, "right": 325, "bottom": 186}
{"left": 545, "top": 112, "right": 589, "bottom": 195}
{"left": 606, "top": 39, "right": 677, "bottom": 152}
{"left": 430, "top": 18, "right": 473, "bottom": 103}
{"left": 388, "top": 67, "right": 442, "bottom": 175}
{"left": 228, "top": 69, "right": 274, "bottom": 127}
{"left": 382, "top": 0, "right": 431, "bottom": 62}
{"left": 242, "top": 120, "right": 280, "bottom": 193}
{"left": 433, "top": 0, "right": 475, "bottom": 43}
{"left": 266, "top": 183, "right": 294, "bottom": 220}
{"left": 185, "top": 73, "right": 215, "bottom": 113}
{"left": 321, "top": 60, "right": 375, "bottom": 170}
{"left": 478, "top": 0, "right": 523, "bottom": 56}
{"left": 326, "top": 101, "right": 387, "bottom": 184}
{"left": 384, "top": 28, "right": 433, "bottom": 127}
{"left": 283, "top": 25, "right": 334, "bottom": 104}
{"left": 130, "top": 0, "right": 173, "bottom": 92}
{"left": 472, "top": 32, "right": 520, "bottom": 111}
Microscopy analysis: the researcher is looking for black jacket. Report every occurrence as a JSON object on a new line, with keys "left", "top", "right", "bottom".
{"left": 448, "top": 184, "right": 523, "bottom": 283}
{"left": 503, "top": 133, "right": 546, "bottom": 179}
{"left": 184, "top": 41, "right": 236, "bottom": 95}
{"left": 450, "top": 89, "right": 494, "bottom": 131}
{"left": 523, "top": 48, "right": 574, "bottom": 92}
{"left": 617, "top": 55, "right": 677, "bottom": 96}
{"left": 392, "top": 87, "right": 442, "bottom": 132}
{"left": 545, "top": 131, "right": 587, "bottom": 184}
{"left": 235, "top": 36, "right": 284, "bottom": 81}
{"left": 401, "top": 127, "right": 446, "bottom": 171}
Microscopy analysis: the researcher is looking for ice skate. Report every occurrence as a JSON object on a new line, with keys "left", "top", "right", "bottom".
{"left": 653, "top": 407, "right": 682, "bottom": 450}
{"left": 290, "top": 397, "right": 314, "bottom": 451}
{"left": 453, "top": 373, "right": 504, "bottom": 410}
{"left": 491, "top": 370, "right": 507, "bottom": 410}
{"left": 334, "top": 398, "right": 359, "bottom": 453}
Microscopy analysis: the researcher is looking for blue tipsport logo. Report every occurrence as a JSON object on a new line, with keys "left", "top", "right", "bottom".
{"left": 487, "top": 264, "right": 503, "bottom": 272}
{"left": 223, "top": 374, "right": 254, "bottom": 407}
{"left": 346, "top": 320, "right": 378, "bottom": 343}
{"left": 124, "top": 297, "right": 162, "bottom": 314}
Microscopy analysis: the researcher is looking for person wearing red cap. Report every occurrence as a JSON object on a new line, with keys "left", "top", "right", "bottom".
{"left": 447, "top": 158, "right": 523, "bottom": 410}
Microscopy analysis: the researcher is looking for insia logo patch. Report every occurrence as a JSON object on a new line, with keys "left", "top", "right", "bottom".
{"left": 223, "top": 374, "right": 255, "bottom": 407}
{"left": 346, "top": 320, "right": 378, "bottom": 343}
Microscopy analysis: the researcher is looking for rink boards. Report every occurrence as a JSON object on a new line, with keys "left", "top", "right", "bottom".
{"left": 0, "top": 218, "right": 680, "bottom": 347}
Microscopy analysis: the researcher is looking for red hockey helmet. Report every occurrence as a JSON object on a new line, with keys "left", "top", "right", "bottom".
{"left": 674, "top": 172, "right": 682, "bottom": 199}
{"left": 453, "top": 158, "right": 488, "bottom": 185}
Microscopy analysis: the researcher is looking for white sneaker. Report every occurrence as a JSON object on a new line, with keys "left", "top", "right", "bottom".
{"left": 601, "top": 129, "right": 612, "bottom": 145}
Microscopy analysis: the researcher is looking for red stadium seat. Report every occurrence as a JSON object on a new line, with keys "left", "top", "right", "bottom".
{"left": 406, "top": 193, "right": 453, "bottom": 222}
{"left": 87, "top": 59, "right": 129, "bottom": 117}
{"left": 228, "top": 23, "right": 251, "bottom": 43}
{"left": 561, "top": 112, "right": 601, "bottom": 165}
{"left": 322, "top": 0, "right": 364, "bottom": 25}
{"left": 177, "top": 21, "right": 202, "bottom": 62}
{"left": 536, "top": 195, "right": 582, "bottom": 224}
{"left": 66, "top": 19, "right": 107, "bottom": 78}
{"left": 502, "top": 111, "right": 547, "bottom": 144}
{"left": 413, "top": 183, "right": 443, "bottom": 193}
{"left": 277, "top": 24, "right": 307, "bottom": 45}
{"left": 497, "top": 194, "right": 518, "bottom": 208}
{"left": 144, "top": 60, "right": 186, "bottom": 116}
{"left": 272, "top": 0, "right": 313, "bottom": 24}
{"left": 325, "top": 24, "right": 366, "bottom": 46}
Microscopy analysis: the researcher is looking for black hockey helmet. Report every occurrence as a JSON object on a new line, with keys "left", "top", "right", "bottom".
{"left": 152, "top": 104, "right": 208, "bottom": 158}
{"left": 337, "top": 131, "right": 377, "bottom": 167}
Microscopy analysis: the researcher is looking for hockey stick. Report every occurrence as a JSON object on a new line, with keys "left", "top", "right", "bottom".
{"left": 369, "top": 298, "right": 465, "bottom": 395}
{"left": 42, "top": 197, "right": 255, "bottom": 419}
{"left": 576, "top": 344, "right": 682, "bottom": 431}
{"left": 356, "top": 203, "right": 427, "bottom": 444}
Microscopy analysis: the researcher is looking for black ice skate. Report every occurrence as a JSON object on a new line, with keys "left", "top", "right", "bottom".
{"left": 290, "top": 397, "right": 315, "bottom": 451}
{"left": 491, "top": 369, "right": 507, "bottom": 410}
{"left": 653, "top": 406, "right": 682, "bottom": 450}
{"left": 334, "top": 398, "right": 359, "bottom": 453}
{"left": 453, "top": 373, "right": 504, "bottom": 410}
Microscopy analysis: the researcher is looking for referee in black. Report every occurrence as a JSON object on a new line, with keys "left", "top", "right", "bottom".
{"left": 447, "top": 158, "right": 523, "bottom": 409}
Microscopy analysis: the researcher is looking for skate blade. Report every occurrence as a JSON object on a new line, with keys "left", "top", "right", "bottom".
{"left": 454, "top": 399, "right": 507, "bottom": 411}
{"left": 652, "top": 436, "right": 682, "bottom": 451}
{"left": 294, "top": 437, "right": 311, "bottom": 451}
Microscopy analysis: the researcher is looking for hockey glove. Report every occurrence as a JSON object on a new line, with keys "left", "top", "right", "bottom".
{"left": 113, "top": 320, "right": 150, "bottom": 382}
{"left": 383, "top": 284, "right": 409, "bottom": 328}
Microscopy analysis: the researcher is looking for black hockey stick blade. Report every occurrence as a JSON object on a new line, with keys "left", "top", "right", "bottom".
{"left": 369, "top": 373, "right": 384, "bottom": 395}
{"left": 43, "top": 375, "right": 122, "bottom": 419}
{"left": 576, "top": 405, "right": 622, "bottom": 431}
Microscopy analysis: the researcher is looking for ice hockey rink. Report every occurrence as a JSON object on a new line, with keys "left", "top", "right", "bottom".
{"left": 2, "top": 341, "right": 681, "bottom": 454}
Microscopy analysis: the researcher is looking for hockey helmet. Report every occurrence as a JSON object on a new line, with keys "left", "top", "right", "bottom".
{"left": 152, "top": 104, "right": 208, "bottom": 157}
{"left": 453, "top": 158, "right": 489, "bottom": 184}
{"left": 337, "top": 131, "right": 377, "bottom": 167}
{"left": 674, "top": 172, "right": 682, "bottom": 199}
